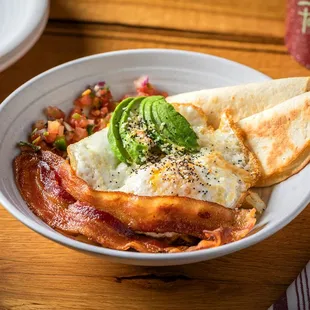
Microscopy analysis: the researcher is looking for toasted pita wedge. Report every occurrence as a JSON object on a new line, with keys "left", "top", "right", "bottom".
{"left": 238, "top": 92, "right": 310, "bottom": 186}
{"left": 167, "top": 77, "right": 310, "bottom": 128}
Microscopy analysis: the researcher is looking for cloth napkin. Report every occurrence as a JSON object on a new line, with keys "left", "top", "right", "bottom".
{"left": 269, "top": 262, "right": 310, "bottom": 310}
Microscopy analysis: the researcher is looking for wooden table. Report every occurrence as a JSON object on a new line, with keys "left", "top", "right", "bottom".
{"left": 1, "top": 1, "right": 309, "bottom": 309}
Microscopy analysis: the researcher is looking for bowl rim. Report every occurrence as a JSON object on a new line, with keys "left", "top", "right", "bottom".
{"left": 0, "top": 0, "right": 50, "bottom": 71}
{"left": 1, "top": 48, "right": 309, "bottom": 264}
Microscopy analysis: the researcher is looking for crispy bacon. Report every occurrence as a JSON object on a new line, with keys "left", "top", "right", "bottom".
{"left": 14, "top": 151, "right": 256, "bottom": 253}
{"left": 43, "top": 151, "right": 256, "bottom": 241}
{"left": 14, "top": 152, "right": 169, "bottom": 252}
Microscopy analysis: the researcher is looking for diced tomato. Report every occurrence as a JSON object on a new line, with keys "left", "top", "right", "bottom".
{"left": 68, "top": 108, "right": 88, "bottom": 128}
{"left": 45, "top": 132, "right": 58, "bottom": 143}
{"left": 70, "top": 106, "right": 83, "bottom": 115}
{"left": 81, "top": 94, "right": 93, "bottom": 106}
{"left": 45, "top": 106, "right": 65, "bottom": 120}
{"left": 75, "top": 94, "right": 92, "bottom": 107}
{"left": 77, "top": 117, "right": 88, "bottom": 128}
{"left": 73, "top": 127, "right": 88, "bottom": 142}
{"left": 100, "top": 107, "right": 109, "bottom": 117}
{"left": 99, "top": 89, "right": 113, "bottom": 105}
{"left": 90, "top": 108, "right": 101, "bottom": 117}
{"left": 95, "top": 118, "right": 108, "bottom": 131}
{"left": 100, "top": 89, "right": 108, "bottom": 96}
{"left": 106, "top": 101, "right": 116, "bottom": 112}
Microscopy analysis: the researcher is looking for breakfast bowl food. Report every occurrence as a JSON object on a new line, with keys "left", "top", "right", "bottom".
{"left": 1, "top": 49, "right": 309, "bottom": 266}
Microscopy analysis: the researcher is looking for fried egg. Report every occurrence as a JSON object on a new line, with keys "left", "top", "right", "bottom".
{"left": 172, "top": 103, "right": 260, "bottom": 179}
{"left": 68, "top": 128, "right": 133, "bottom": 190}
{"left": 119, "top": 150, "right": 252, "bottom": 208}
{"left": 68, "top": 104, "right": 260, "bottom": 209}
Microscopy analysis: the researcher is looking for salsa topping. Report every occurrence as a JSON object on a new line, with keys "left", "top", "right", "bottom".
{"left": 20, "top": 76, "right": 167, "bottom": 156}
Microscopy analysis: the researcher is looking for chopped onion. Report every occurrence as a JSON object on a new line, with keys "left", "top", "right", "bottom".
{"left": 63, "top": 122, "right": 73, "bottom": 132}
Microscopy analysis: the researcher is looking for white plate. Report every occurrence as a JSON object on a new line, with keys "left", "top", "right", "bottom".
{"left": 0, "top": 49, "right": 309, "bottom": 266}
{"left": 0, "top": 0, "right": 49, "bottom": 72}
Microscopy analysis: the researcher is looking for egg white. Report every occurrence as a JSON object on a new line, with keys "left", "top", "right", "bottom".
{"left": 68, "top": 128, "right": 133, "bottom": 191}
{"left": 67, "top": 103, "right": 256, "bottom": 209}
{"left": 118, "top": 150, "right": 247, "bottom": 208}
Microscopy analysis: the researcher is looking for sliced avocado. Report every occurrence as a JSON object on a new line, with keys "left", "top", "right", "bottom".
{"left": 139, "top": 96, "right": 162, "bottom": 125}
{"left": 140, "top": 96, "right": 161, "bottom": 140}
{"left": 108, "top": 97, "right": 133, "bottom": 163}
{"left": 153, "top": 97, "right": 199, "bottom": 150}
{"left": 119, "top": 97, "right": 147, "bottom": 164}
{"left": 151, "top": 97, "right": 173, "bottom": 144}
{"left": 140, "top": 96, "right": 172, "bottom": 153}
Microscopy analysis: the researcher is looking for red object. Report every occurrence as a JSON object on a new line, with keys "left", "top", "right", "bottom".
{"left": 286, "top": 0, "right": 310, "bottom": 68}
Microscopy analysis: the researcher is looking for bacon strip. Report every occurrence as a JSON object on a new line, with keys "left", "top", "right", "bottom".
{"left": 41, "top": 151, "right": 256, "bottom": 242}
{"left": 14, "top": 152, "right": 175, "bottom": 252}
{"left": 14, "top": 151, "right": 256, "bottom": 252}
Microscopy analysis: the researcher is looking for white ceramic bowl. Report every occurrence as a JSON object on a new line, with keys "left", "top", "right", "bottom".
{"left": 0, "top": 0, "right": 49, "bottom": 72}
{"left": 0, "top": 49, "right": 309, "bottom": 266}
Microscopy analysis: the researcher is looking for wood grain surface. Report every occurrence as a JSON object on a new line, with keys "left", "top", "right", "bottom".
{"left": 1, "top": 1, "right": 310, "bottom": 309}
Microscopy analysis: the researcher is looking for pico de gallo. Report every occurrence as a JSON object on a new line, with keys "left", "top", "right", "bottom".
{"left": 18, "top": 76, "right": 167, "bottom": 156}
